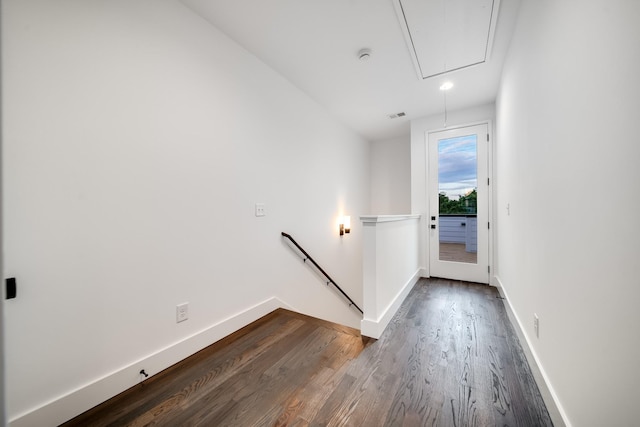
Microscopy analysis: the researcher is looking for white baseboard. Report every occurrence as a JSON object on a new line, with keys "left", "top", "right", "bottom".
{"left": 9, "top": 297, "right": 289, "bottom": 427}
{"left": 361, "top": 269, "right": 420, "bottom": 339}
{"left": 494, "top": 276, "right": 571, "bottom": 427}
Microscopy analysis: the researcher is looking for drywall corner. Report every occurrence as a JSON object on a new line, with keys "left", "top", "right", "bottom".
{"left": 361, "top": 269, "right": 419, "bottom": 339}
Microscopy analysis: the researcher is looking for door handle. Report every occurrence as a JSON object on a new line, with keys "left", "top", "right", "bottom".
{"left": 431, "top": 224, "right": 436, "bottom": 229}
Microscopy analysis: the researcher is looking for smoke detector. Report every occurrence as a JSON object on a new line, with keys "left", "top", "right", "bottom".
{"left": 358, "top": 48, "right": 372, "bottom": 61}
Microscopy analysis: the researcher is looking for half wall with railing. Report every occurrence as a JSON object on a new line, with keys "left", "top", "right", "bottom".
{"left": 281, "top": 232, "right": 363, "bottom": 315}
{"left": 360, "top": 214, "right": 421, "bottom": 338}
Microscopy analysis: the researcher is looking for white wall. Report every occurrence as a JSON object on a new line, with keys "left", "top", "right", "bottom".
{"left": 360, "top": 215, "right": 420, "bottom": 339}
{"left": 370, "top": 136, "right": 411, "bottom": 214}
{"left": 495, "top": 1, "right": 640, "bottom": 426}
{"left": 1, "top": 91, "right": 5, "bottom": 426}
{"left": 1, "top": 0, "right": 369, "bottom": 424}
{"left": 410, "top": 104, "right": 495, "bottom": 275}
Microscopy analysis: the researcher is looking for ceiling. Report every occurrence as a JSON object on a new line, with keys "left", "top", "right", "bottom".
{"left": 180, "top": 0, "right": 521, "bottom": 141}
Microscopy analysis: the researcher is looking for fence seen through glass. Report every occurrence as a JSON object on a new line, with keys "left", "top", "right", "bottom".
{"left": 438, "top": 134, "right": 478, "bottom": 264}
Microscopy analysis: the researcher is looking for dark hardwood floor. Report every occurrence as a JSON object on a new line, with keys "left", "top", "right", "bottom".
{"left": 62, "top": 278, "right": 553, "bottom": 426}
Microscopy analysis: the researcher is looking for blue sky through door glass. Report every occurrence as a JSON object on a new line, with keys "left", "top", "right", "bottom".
{"left": 438, "top": 135, "right": 477, "bottom": 200}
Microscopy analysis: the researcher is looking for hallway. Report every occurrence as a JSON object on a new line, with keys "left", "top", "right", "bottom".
{"left": 63, "top": 278, "right": 553, "bottom": 426}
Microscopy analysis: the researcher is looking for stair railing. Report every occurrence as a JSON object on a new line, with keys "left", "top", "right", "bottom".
{"left": 281, "top": 232, "right": 363, "bottom": 314}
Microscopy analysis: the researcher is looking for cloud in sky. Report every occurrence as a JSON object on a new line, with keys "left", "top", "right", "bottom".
{"left": 438, "top": 134, "right": 477, "bottom": 198}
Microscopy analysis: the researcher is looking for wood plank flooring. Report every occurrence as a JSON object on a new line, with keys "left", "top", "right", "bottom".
{"left": 439, "top": 243, "right": 477, "bottom": 264}
{"left": 62, "top": 278, "right": 553, "bottom": 426}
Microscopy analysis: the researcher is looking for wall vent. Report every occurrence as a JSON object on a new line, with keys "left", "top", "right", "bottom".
{"left": 388, "top": 112, "right": 406, "bottom": 119}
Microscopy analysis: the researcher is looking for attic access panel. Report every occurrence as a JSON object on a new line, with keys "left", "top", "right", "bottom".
{"left": 396, "top": 0, "right": 499, "bottom": 79}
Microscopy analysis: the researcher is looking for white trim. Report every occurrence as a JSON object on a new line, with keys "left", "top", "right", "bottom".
{"left": 392, "top": 0, "right": 502, "bottom": 80}
{"left": 487, "top": 120, "right": 494, "bottom": 286}
{"left": 361, "top": 269, "right": 420, "bottom": 339}
{"left": 494, "top": 276, "right": 571, "bottom": 427}
{"left": 9, "top": 297, "right": 291, "bottom": 427}
{"left": 485, "top": 0, "right": 502, "bottom": 60}
{"left": 425, "top": 120, "right": 494, "bottom": 141}
{"left": 360, "top": 214, "right": 420, "bottom": 224}
{"left": 427, "top": 123, "right": 490, "bottom": 284}
{"left": 391, "top": 0, "right": 423, "bottom": 81}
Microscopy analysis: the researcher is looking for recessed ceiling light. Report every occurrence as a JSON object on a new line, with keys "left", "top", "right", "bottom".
{"left": 439, "top": 82, "right": 454, "bottom": 91}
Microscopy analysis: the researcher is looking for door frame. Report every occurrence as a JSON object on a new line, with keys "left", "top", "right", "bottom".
{"left": 424, "top": 121, "right": 493, "bottom": 284}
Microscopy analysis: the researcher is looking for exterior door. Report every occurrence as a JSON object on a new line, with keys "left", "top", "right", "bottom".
{"left": 428, "top": 124, "right": 489, "bottom": 283}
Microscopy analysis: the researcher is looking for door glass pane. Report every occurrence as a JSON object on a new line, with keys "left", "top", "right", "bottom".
{"left": 438, "top": 135, "right": 478, "bottom": 264}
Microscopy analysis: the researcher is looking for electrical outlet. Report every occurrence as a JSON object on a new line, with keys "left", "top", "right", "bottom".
{"left": 533, "top": 313, "right": 539, "bottom": 338}
{"left": 176, "top": 303, "right": 189, "bottom": 323}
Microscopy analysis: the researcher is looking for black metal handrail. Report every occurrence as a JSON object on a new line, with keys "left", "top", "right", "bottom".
{"left": 281, "top": 232, "right": 363, "bottom": 314}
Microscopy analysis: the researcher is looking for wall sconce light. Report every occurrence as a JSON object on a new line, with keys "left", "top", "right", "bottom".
{"left": 339, "top": 216, "right": 351, "bottom": 236}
